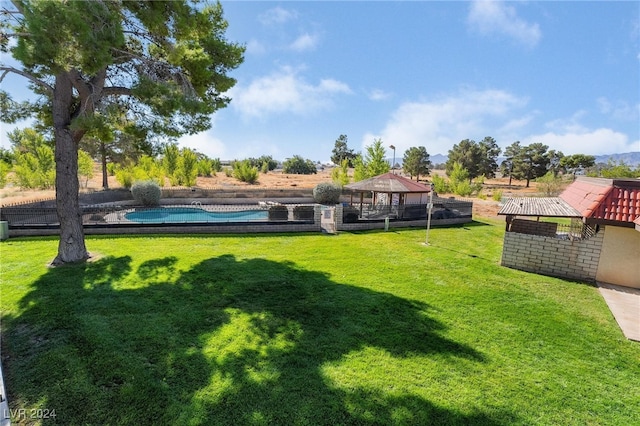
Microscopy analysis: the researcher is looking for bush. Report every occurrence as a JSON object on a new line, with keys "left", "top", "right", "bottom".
{"left": 174, "top": 149, "right": 198, "bottom": 187}
{"left": 268, "top": 204, "right": 288, "bottom": 221}
{"left": 211, "top": 158, "right": 223, "bottom": 173}
{"left": 331, "top": 159, "right": 350, "bottom": 186}
{"left": 232, "top": 160, "right": 259, "bottom": 184}
{"left": 492, "top": 189, "right": 503, "bottom": 202}
{"left": 197, "top": 158, "right": 214, "bottom": 177}
{"left": 536, "top": 172, "right": 563, "bottom": 196}
{"left": 115, "top": 167, "right": 135, "bottom": 189}
{"left": 283, "top": 155, "right": 317, "bottom": 175}
{"left": 0, "top": 161, "right": 9, "bottom": 189}
{"left": 431, "top": 174, "right": 449, "bottom": 194}
{"left": 293, "top": 205, "right": 315, "bottom": 221}
{"left": 131, "top": 180, "right": 161, "bottom": 206}
{"left": 451, "top": 180, "right": 472, "bottom": 197}
{"left": 13, "top": 145, "right": 55, "bottom": 189}
{"left": 313, "top": 183, "right": 342, "bottom": 205}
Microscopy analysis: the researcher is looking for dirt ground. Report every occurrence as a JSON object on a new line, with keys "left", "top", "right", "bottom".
{"left": 0, "top": 166, "right": 542, "bottom": 218}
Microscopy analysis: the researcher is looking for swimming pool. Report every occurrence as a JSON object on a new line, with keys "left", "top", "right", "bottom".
{"left": 125, "top": 207, "right": 269, "bottom": 223}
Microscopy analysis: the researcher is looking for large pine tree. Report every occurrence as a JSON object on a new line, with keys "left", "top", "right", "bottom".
{"left": 1, "top": 0, "right": 244, "bottom": 264}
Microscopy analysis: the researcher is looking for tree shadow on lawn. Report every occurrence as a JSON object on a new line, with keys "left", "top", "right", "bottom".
{"left": 3, "top": 254, "right": 516, "bottom": 425}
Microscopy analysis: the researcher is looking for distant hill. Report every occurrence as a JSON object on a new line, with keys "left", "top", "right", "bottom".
{"left": 430, "top": 154, "right": 447, "bottom": 166}
{"left": 594, "top": 152, "right": 640, "bottom": 167}
{"left": 428, "top": 152, "right": 640, "bottom": 168}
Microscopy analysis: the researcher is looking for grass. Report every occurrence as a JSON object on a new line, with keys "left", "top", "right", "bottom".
{"left": 1, "top": 219, "right": 639, "bottom": 425}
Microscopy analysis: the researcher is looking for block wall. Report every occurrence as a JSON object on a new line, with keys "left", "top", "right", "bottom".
{"left": 501, "top": 226, "right": 605, "bottom": 282}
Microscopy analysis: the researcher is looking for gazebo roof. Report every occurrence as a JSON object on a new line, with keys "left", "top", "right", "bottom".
{"left": 344, "top": 173, "right": 432, "bottom": 193}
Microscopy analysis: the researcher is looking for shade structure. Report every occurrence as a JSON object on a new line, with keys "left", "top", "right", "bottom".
{"left": 344, "top": 172, "right": 433, "bottom": 208}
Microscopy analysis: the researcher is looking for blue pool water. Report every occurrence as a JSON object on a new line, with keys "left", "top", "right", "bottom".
{"left": 125, "top": 207, "right": 268, "bottom": 223}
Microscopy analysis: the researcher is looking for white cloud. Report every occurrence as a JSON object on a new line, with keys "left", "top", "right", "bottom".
{"left": 367, "top": 89, "right": 392, "bottom": 101}
{"left": 362, "top": 88, "right": 529, "bottom": 155}
{"left": 177, "top": 132, "right": 227, "bottom": 159}
{"left": 246, "top": 39, "right": 267, "bottom": 55}
{"left": 467, "top": 0, "right": 541, "bottom": 48}
{"left": 289, "top": 33, "right": 319, "bottom": 52}
{"left": 597, "top": 97, "right": 640, "bottom": 122}
{"left": 259, "top": 7, "right": 298, "bottom": 26}
{"left": 524, "top": 128, "right": 637, "bottom": 156}
{"left": 230, "top": 68, "right": 352, "bottom": 118}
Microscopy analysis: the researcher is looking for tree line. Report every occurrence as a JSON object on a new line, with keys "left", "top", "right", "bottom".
{"left": 330, "top": 134, "right": 639, "bottom": 189}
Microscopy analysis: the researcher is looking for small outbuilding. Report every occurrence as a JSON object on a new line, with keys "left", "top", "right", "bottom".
{"left": 499, "top": 176, "right": 640, "bottom": 289}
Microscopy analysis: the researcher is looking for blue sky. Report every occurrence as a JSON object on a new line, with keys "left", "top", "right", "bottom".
{"left": 2, "top": 1, "right": 639, "bottom": 163}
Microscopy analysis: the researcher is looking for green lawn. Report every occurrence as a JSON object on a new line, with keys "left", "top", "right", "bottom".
{"left": 1, "top": 219, "right": 639, "bottom": 425}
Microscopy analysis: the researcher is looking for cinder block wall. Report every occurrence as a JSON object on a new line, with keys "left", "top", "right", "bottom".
{"left": 501, "top": 226, "right": 605, "bottom": 282}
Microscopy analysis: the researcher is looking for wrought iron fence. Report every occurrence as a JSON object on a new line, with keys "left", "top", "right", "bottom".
{"left": 1, "top": 203, "right": 317, "bottom": 227}
{"left": 343, "top": 198, "right": 473, "bottom": 222}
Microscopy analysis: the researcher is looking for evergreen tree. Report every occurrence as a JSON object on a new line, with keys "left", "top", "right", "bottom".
{"left": 446, "top": 139, "right": 481, "bottom": 181}
{"left": 330, "top": 134, "right": 356, "bottom": 167}
{"left": 477, "top": 136, "right": 501, "bottom": 178}
{"left": 560, "top": 154, "right": 596, "bottom": 179}
{"left": 402, "top": 146, "right": 432, "bottom": 181}
{"left": 1, "top": 1, "right": 244, "bottom": 264}
{"left": 364, "top": 138, "right": 390, "bottom": 177}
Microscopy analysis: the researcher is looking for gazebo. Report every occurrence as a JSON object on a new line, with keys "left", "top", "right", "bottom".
{"left": 344, "top": 173, "right": 433, "bottom": 217}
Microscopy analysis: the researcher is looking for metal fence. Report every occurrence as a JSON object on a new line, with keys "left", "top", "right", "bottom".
{"left": 342, "top": 198, "right": 473, "bottom": 222}
{"left": 0, "top": 203, "right": 318, "bottom": 227}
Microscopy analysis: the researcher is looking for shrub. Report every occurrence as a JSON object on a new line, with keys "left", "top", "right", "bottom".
{"left": 197, "top": 159, "right": 213, "bottom": 177}
{"left": 492, "top": 189, "right": 503, "bottom": 201}
{"left": 283, "top": 155, "right": 317, "bottom": 175}
{"left": 331, "top": 159, "right": 350, "bottom": 186}
{"left": 175, "top": 149, "right": 198, "bottom": 187}
{"left": 232, "top": 160, "right": 259, "bottom": 184}
{"left": 268, "top": 204, "right": 288, "bottom": 221}
{"left": 115, "top": 166, "right": 135, "bottom": 189}
{"left": 211, "top": 158, "right": 223, "bottom": 173}
{"left": 0, "top": 161, "right": 10, "bottom": 189}
{"left": 313, "top": 182, "right": 342, "bottom": 205}
{"left": 78, "top": 149, "right": 94, "bottom": 188}
{"left": 12, "top": 145, "right": 55, "bottom": 189}
{"left": 431, "top": 174, "right": 449, "bottom": 194}
{"left": 293, "top": 205, "right": 315, "bottom": 221}
{"left": 131, "top": 180, "right": 161, "bottom": 206}
{"left": 536, "top": 172, "right": 563, "bottom": 196}
{"left": 451, "top": 179, "right": 472, "bottom": 197}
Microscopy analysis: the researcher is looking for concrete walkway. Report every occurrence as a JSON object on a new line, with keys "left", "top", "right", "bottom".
{"left": 597, "top": 282, "right": 640, "bottom": 342}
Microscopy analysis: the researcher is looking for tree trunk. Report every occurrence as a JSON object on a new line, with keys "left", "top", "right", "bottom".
{"left": 101, "top": 141, "right": 109, "bottom": 189}
{"left": 51, "top": 72, "right": 89, "bottom": 265}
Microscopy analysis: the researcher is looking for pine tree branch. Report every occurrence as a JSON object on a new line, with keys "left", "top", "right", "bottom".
{"left": 0, "top": 66, "right": 53, "bottom": 94}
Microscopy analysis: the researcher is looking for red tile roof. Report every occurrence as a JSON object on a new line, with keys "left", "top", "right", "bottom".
{"left": 560, "top": 177, "right": 640, "bottom": 224}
